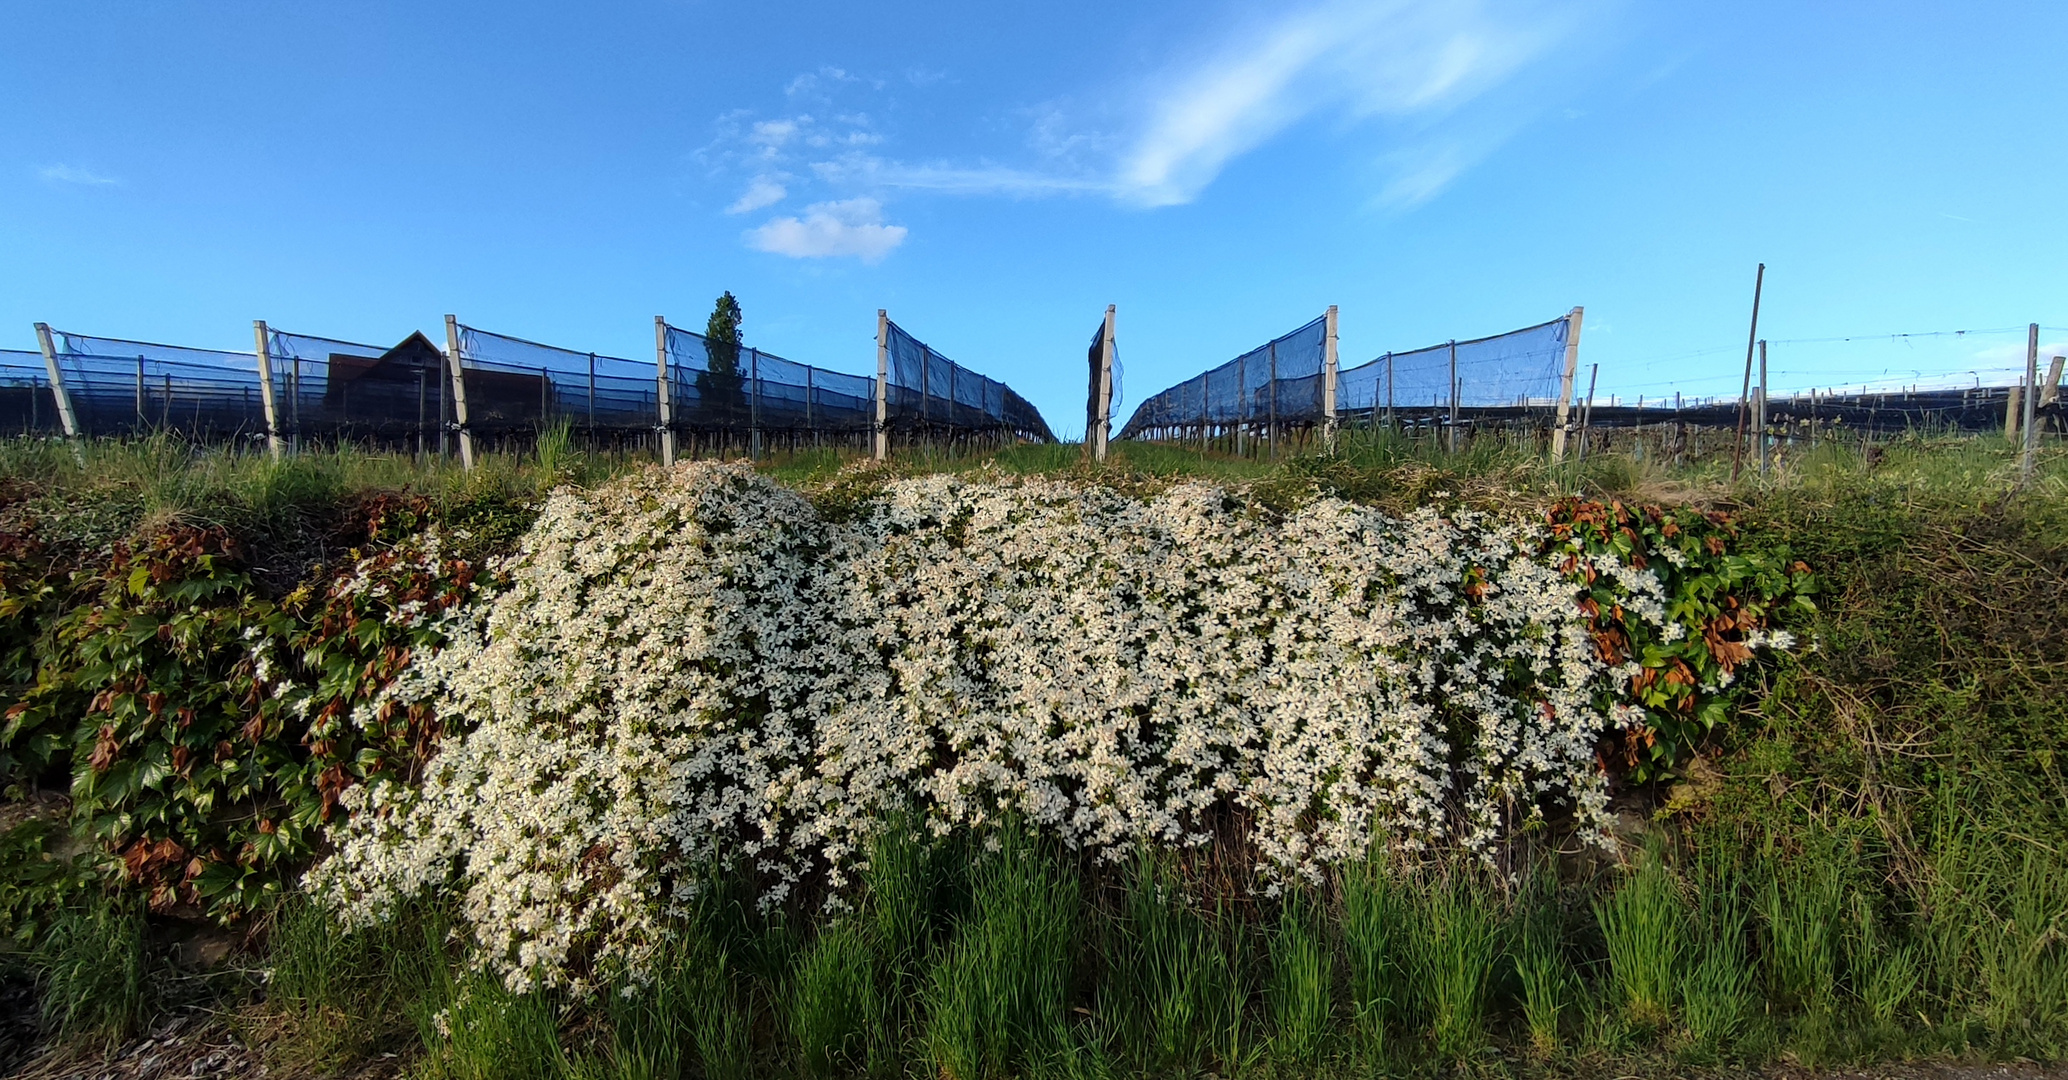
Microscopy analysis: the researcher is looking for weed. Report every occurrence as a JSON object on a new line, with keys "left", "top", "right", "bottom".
{"left": 1266, "top": 888, "right": 1331, "bottom": 1066}
{"left": 31, "top": 896, "right": 154, "bottom": 1046}
{"left": 792, "top": 919, "right": 883, "bottom": 1078}
{"left": 922, "top": 826, "right": 1077, "bottom": 1080}
{"left": 1404, "top": 871, "right": 1500, "bottom": 1060}
{"left": 1338, "top": 853, "right": 1402, "bottom": 1057}
{"left": 1596, "top": 843, "right": 1686, "bottom": 1030}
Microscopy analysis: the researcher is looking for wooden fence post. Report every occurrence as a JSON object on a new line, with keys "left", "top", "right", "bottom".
{"left": 654, "top": 316, "right": 675, "bottom": 466}
{"left": 1551, "top": 306, "right": 1583, "bottom": 462}
{"left": 1095, "top": 304, "right": 1115, "bottom": 462}
{"left": 874, "top": 310, "right": 889, "bottom": 462}
{"left": 32, "top": 323, "right": 80, "bottom": 442}
{"left": 253, "top": 320, "right": 284, "bottom": 460}
{"left": 1322, "top": 305, "right": 1339, "bottom": 451}
{"left": 444, "top": 314, "right": 475, "bottom": 471}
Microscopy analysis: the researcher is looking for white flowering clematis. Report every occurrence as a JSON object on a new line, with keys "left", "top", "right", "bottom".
{"left": 311, "top": 463, "right": 1688, "bottom": 990}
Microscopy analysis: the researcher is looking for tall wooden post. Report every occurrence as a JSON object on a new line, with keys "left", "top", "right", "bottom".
{"left": 1551, "top": 306, "right": 1584, "bottom": 462}
{"left": 1732, "top": 264, "right": 1765, "bottom": 482}
{"left": 1094, "top": 304, "right": 1115, "bottom": 462}
{"left": 874, "top": 309, "right": 889, "bottom": 461}
{"left": 2042, "top": 355, "right": 2065, "bottom": 411}
{"left": 653, "top": 316, "right": 675, "bottom": 466}
{"left": 1321, "top": 305, "right": 1339, "bottom": 450}
{"left": 32, "top": 323, "right": 80, "bottom": 441}
{"left": 444, "top": 315, "right": 475, "bottom": 471}
{"left": 252, "top": 320, "right": 284, "bottom": 460}
{"left": 2022, "top": 323, "right": 2040, "bottom": 481}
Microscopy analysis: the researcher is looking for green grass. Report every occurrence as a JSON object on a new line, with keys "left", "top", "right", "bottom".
{"left": 30, "top": 897, "right": 153, "bottom": 1047}
{"left": 1265, "top": 888, "right": 1331, "bottom": 1066}
{"left": 8, "top": 426, "right": 2068, "bottom": 1073}
{"left": 922, "top": 826, "right": 1077, "bottom": 1080}
{"left": 1337, "top": 853, "right": 1403, "bottom": 1060}
{"left": 1105, "top": 848, "right": 1230, "bottom": 1073}
{"left": 790, "top": 919, "right": 882, "bottom": 1078}
{"left": 1596, "top": 842, "right": 1687, "bottom": 1030}
{"left": 1404, "top": 870, "right": 1502, "bottom": 1061}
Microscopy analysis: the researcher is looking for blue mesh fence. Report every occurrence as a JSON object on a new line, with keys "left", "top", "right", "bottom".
{"left": 48, "top": 330, "right": 270, "bottom": 440}
{"left": 1336, "top": 316, "right": 1572, "bottom": 420}
{"left": 456, "top": 325, "right": 654, "bottom": 435}
{"left": 266, "top": 328, "right": 426, "bottom": 440}
{"left": 1117, "top": 315, "right": 1325, "bottom": 438}
{"left": 1, "top": 349, "right": 60, "bottom": 435}
{"left": 662, "top": 323, "right": 877, "bottom": 434}
{"left": 885, "top": 320, "right": 1055, "bottom": 440}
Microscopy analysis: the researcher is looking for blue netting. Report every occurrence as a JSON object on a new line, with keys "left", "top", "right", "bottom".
{"left": 50, "top": 330, "right": 269, "bottom": 438}
{"left": 0, "top": 349, "right": 60, "bottom": 434}
{"left": 1337, "top": 317, "right": 1570, "bottom": 418}
{"left": 884, "top": 320, "right": 1055, "bottom": 440}
{"left": 663, "top": 324, "right": 877, "bottom": 434}
{"left": 458, "top": 325, "right": 652, "bottom": 434}
{"left": 1117, "top": 315, "right": 1325, "bottom": 437}
{"left": 267, "top": 329, "right": 419, "bottom": 438}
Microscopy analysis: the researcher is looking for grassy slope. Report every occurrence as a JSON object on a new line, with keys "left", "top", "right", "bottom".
{"left": 3, "top": 431, "right": 2066, "bottom": 1077}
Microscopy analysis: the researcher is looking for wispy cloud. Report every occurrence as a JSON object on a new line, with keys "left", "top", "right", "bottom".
{"left": 810, "top": 153, "right": 1109, "bottom": 197}
{"left": 744, "top": 198, "right": 908, "bottom": 262}
{"left": 704, "top": 3, "right": 1588, "bottom": 253}
{"left": 39, "top": 163, "right": 119, "bottom": 187}
{"left": 726, "top": 175, "right": 788, "bottom": 214}
{"left": 1115, "top": 0, "right": 1574, "bottom": 206}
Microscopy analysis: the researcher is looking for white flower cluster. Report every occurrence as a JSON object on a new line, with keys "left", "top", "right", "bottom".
{"left": 310, "top": 463, "right": 1670, "bottom": 990}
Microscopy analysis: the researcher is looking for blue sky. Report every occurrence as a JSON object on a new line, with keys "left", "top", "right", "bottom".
{"left": 4, "top": 1, "right": 2064, "bottom": 435}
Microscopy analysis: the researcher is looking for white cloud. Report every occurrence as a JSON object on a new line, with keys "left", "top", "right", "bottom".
{"left": 810, "top": 152, "right": 1109, "bottom": 197}
{"left": 749, "top": 118, "right": 802, "bottom": 155}
{"left": 744, "top": 198, "right": 908, "bottom": 262}
{"left": 39, "top": 163, "right": 118, "bottom": 186}
{"left": 706, "top": 4, "right": 1588, "bottom": 217}
{"left": 1115, "top": 0, "right": 1573, "bottom": 207}
{"left": 1374, "top": 144, "right": 1468, "bottom": 208}
{"left": 726, "top": 176, "right": 788, "bottom": 214}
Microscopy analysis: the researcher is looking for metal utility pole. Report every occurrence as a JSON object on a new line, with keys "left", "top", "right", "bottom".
{"left": 1756, "top": 339, "right": 1769, "bottom": 477}
{"left": 2023, "top": 323, "right": 2040, "bottom": 482}
{"left": 1732, "top": 263, "right": 1765, "bottom": 482}
{"left": 1575, "top": 363, "right": 1599, "bottom": 463}
{"left": 1447, "top": 339, "right": 1459, "bottom": 454}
